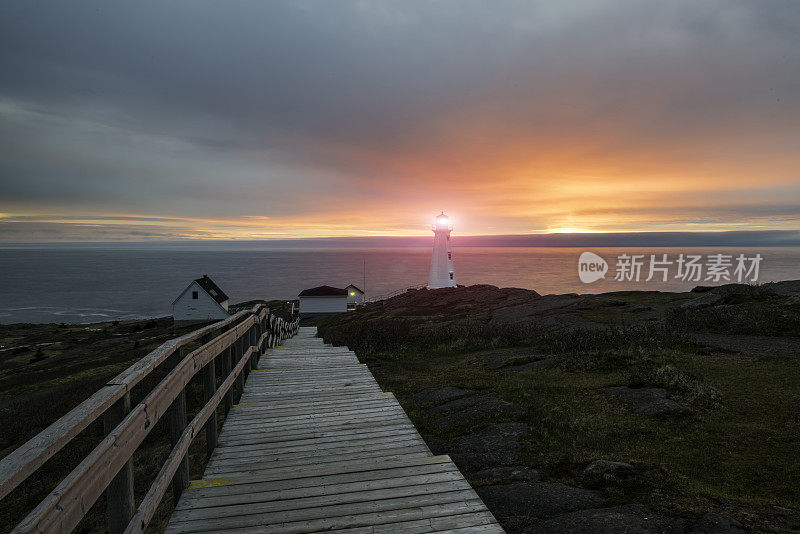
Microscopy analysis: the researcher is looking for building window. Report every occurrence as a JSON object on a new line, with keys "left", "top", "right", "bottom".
{"left": 449, "top": 272, "right": 454, "bottom": 280}
{"left": 192, "top": 291, "right": 198, "bottom": 299}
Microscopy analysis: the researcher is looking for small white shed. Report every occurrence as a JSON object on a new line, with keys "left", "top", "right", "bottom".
{"left": 172, "top": 275, "right": 230, "bottom": 324}
{"left": 346, "top": 284, "right": 365, "bottom": 309}
{"left": 298, "top": 285, "right": 347, "bottom": 318}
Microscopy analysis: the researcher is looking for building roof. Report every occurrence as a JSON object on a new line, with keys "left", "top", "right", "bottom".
{"left": 298, "top": 285, "right": 348, "bottom": 297}
{"left": 194, "top": 275, "right": 229, "bottom": 304}
{"left": 345, "top": 284, "right": 364, "bottom": 293}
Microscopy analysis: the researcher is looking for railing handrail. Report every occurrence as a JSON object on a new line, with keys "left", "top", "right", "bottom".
{"left": 2, "top": 303, "right": 300, "bottom": 534}
{"left": 0, "top": 305, "right": 255, "bottom": 501}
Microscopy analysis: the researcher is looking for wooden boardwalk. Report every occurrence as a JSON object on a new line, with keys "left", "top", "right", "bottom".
{"left": 166, "top": 326, "right": 503, "bottom": 533}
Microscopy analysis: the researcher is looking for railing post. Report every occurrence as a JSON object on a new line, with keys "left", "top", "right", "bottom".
{"left": 222, "top": 343, "right": 233, "bottom": 414}
{"left": 201, "top": 333, "right": 217, "bottom": 461}
{"left": 168, "top": 348, "right": 189, "bottom": 506}
{"left": 243, "top": 326, "right": 252, "bottom": 379}
{"left": 251, "top": 323, "right": 258, "bottom": 370}
{"left": 267, "top": 316, "right": 273, "bottom": 348}
{"left": 235, "top": 335, "right": 244, "bottom": 402}
{"left": 104, "top": 392, "right": 134, "bottom": 534}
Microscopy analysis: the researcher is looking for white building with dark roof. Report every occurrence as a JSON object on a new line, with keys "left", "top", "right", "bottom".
{"left": 345, "top": 284, "right": 365, "bottom": 309}
{"left": 172, "top": 275, "right": 230, "bottom": 324}
{"left": 298, "top": 285, "right": 348, "bottom": 318}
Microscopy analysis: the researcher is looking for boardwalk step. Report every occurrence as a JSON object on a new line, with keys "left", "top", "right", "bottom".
{"left": 166, "top": 326, "right": 503, "bottom": 533}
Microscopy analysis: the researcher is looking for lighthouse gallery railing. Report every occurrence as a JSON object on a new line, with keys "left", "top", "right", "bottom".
{"left": 0, "top": 304, "right": 299, "bottom": 534}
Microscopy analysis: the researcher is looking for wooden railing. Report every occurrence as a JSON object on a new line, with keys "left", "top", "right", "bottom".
{"left": 0, "top": 304, "right": 299, "bottom": 534}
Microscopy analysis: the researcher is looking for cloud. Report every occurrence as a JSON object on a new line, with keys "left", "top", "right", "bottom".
{"left": 1, "top": 1, "right": 799, "bottom": 240}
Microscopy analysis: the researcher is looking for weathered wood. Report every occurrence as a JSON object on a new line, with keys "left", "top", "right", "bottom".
{"left": 234, "top": 336, "right": 244, "bottom": 403}
{"left": 167, "top": 491, "right": 484, "bottom": 531}
{"left": 222, "top": 346, "right": 233, "bottom": 414}
{"left": 202, "top": 359, "right": 217, "bottom": 461}
{"left": 123, "top": 345, "right": 255, "bottom": 534}
{"left": 250, "top": 325, "right": 257, "bottom": 370}
{"left": 178, "top": 461, "right": 458, "bottom": 501}
{"left": 103, "top": 392, "right": 134, "bottom": 534}
{"left": 168, "top": 376, "right": 189, "bottom": 506}
{"left": 164, "top": 326, "right": 499, "bottom": 534}
{"left": 10, "top": 315, "right": 263, "bottom": 533}
{"left": 0, "top": 306, "right": 259, "bottom": 502}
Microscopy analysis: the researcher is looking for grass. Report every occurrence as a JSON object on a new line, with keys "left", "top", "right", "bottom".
{"left": 317, "top": 286, "right": 800, "bottom": 532}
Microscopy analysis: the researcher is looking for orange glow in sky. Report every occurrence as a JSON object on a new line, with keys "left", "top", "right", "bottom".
{"left": 1, "top": 2, "right": 798, "bottom": 242}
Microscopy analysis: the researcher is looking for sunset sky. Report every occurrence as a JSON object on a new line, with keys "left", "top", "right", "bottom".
{"left": 1, "top": 1, "right": 799, "bottom": 242}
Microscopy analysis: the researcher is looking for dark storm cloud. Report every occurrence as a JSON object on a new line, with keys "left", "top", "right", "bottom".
{"left": 1, "top": 1, "right": 799, "bottom": 238}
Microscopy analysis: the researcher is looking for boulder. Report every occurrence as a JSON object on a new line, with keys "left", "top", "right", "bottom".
{"left": 485, "top": 351, "right": 515, "bottom": 370}
{"left": 499, "top": 357, "right": 558, "bottom": 373}
{"left": 583, "top": 459, "right": 635, "bottom": 481}
{"left": 429, "top": 393, "right": 524, "bottom": 428}
{"left": 764, "top": 279, "right": 800, "bottom": 296}
{"left": 470, "top": 465, "right": 540, "bottom": 484}
{"left": 688, "top": 513, "right": 746, "bottom": 534}
{"left": 604, "top": 386, "right": 683, "bottom": 415}
{"left": 449, "top": 422, "right": 530, "bottom": 470}
{"left": 522, "top": 504, "right": 685, "bottom": 533}
{"left": 477, "top": 482, "right": 604, "bottom": 520}
{"left": 681, "top": 292, "right": 722, "bottom": 309}
{"left": 411, "top": 386, "right": 474, "bottom": 405}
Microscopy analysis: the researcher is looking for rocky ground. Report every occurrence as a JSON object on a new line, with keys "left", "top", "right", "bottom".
{"left": 318, "top": 282, "right": 800, "bottom": 533}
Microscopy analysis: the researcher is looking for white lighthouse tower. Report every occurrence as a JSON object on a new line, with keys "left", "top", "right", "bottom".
{"left": 428, "top": 212, "right": 457, "bottom": 289}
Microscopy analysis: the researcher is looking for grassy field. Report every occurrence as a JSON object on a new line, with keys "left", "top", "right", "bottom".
{"left": 318, "top": 285, "right": 800, "bottom": 532}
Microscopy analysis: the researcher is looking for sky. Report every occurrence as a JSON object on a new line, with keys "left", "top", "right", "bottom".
{"left": 1, "top": 0, "right": 799, "bottom": 242}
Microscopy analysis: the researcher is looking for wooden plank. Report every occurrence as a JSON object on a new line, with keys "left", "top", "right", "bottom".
{"left": 331, "top": 512, "right": 501, "bottom": 533}
{"left": 176, "top": 470, "right": 466, "bottom": 510}
{"left": 185, "top": 455, "right": 455, "bottom": 487}
{"left": 215, "top": 423, "right": 419, "bottom": 447}
{"left": 210, "top": 433, "right": 424, "bottom": 458}
{"left": 169, "top": 480, "right": 474, "bottom": 522}
{"left": 224, "top": 396, "right": 391, "bottom": 413}
{"left": 221, "top": 405, "right": 407, "bottom": 427}
{"left": 165, "top": 495, "right": 487, "bottom": 533}
{"left": 220, "top": 410, "right": 402, "bottom": 428}
{"left": 206, "top": 442, "right": 429, "bottom": 472}
{"left": 216, "top": 418, "right": 417, "bottom": 444}
{"left": 182, "top": 461, "right": 459, "bottom": 499}
{"left": 208, "top": 429, "right": 422, "bottom": 456}
{"left": 203, "top": 446, "right": 431, "bottom": 475}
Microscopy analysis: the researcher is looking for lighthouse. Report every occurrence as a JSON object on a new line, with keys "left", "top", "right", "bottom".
{"left": 428, "top": 212, "right": 457, "bottom": 289}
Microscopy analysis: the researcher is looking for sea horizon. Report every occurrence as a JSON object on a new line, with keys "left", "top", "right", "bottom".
{"left": 2, "top": 229, "right": 800, "bottom": 250}
{"left": 1, "top": 244, "right": 798, "bottom": 324}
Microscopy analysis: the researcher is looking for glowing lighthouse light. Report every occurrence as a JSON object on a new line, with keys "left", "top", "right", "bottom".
{"left": 427, "top": 211, "right": 457, "bottom": 289}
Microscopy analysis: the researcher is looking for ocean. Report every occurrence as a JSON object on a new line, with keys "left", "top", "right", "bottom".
{"left": 1, "top": 246, "right": 798, "bottom": 324}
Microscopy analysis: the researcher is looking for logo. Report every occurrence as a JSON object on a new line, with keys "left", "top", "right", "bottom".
{"left": 577, "top": 251, "right": 763, "bottom": 284}
{"left": 578, "top": 251, "right": 608, "bottom": 283}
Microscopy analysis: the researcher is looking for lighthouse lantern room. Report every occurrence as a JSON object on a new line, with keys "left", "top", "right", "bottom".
{"left": 427, "top": 212, "right": 457, "bottom": 289}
